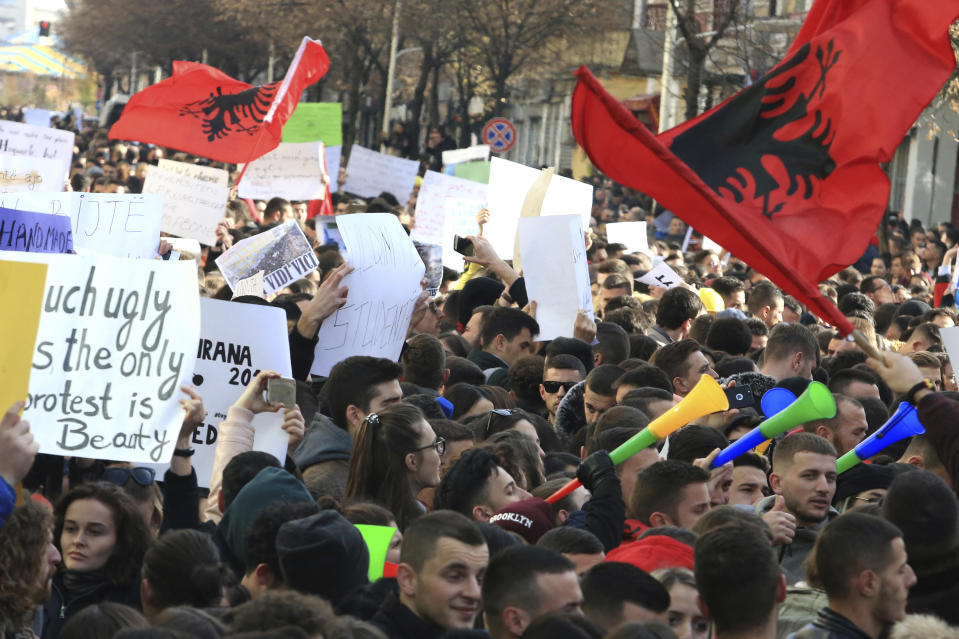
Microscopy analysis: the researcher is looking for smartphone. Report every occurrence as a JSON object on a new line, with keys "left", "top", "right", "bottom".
{"left": 725, "top": 384, "right": 754, "bottom": 409}
{"left": 453, "top": 234, "right": 474, "bottom": 257}
{"left": 267, "top": 377, "right": 297, "bottom": 407}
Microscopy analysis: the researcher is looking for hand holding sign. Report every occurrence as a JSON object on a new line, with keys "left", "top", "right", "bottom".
{"left": 0, "top": 401, "right": 38, "bottom": 486}
{"left": 296, "top": 262, "right": 353, "bottom": 338}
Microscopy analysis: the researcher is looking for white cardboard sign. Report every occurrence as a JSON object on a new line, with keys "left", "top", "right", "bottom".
{"left": 411, "top": 170, "right": 487, "bottom": 247}
{"left": 0, "top": 119, "right": 75, "bottom": 186}
{"left": 312, "top": 213, "right": 425, "bottom": 376}
{"left": 238, "top": 141, "right": 328, "bottom": 201}
{"left": 3, "top": 252, "right": 200, "bottom": 463}
{"left": 142, "top": 160, "right": 230, "bottom": 246}
{"left": 342, "top": 145, "right": 419, "bottom": 202}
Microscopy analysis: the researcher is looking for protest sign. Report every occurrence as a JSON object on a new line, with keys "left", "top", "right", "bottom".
{"left": 411, "top": 170, "right": 487, "bottom": 247}
{"left": 282, "top": 102, "right": 343, "bottom": 145}
{"left": 453, "top": 161, "right": 491, "bottom": 184}
{"left": 151, "top": 298, "right": 291, "bottom": 487}
{"left": 0, "top": 119, "right": 74, "bottom": 185}
{"left": 142, "top": 160, "right": 229, "bottom": 246}
{"left": 215, "top": 221, "right": 318, "bottom": 296}
{"left": 486, "top": 157, "right": 593, "bottom": 258}
{"left": 2, "top": 192, "right": 163, "bottom": 259}
{"left": 0, "top": 154, "right": 62, "bottom": 193}
{"left": 606, "top": 221, "right": 649, "bottom": 254}
{"left": 312, "top": 213, "right": 425, "bottom": 376}
{"left": 342, "top": 145, "right": 419, "bottom": 201}
{"left": 232, "top": 271, "right": 264, "bottom": 299}
{"left": 413, "top": 242, "right": 443, "bottom": 295}
{"left": 0, "top": 252, "right": 200, "bottom": 464}
{"left": 639, "top": 261, "right": 684, "bottom": 290}
{"left": 0, "top": 260, "right": 47, "bottom": 411}
{"left": 439, "top": 197, "right": 483, "bottom": 268}
{"left": 442, "top": 145, "right": 490, "bottom": 166}
{"left": 326, "top": 145, "right": 342, "bottom": 194}
{"left": 238, "top": 141, "right": 327, "bottom": 200}
{"left": 518, "top": 214, "right": 593, "bottom": 341}
{"left": 0, "top": 208, "right": 73, "bottom": 253}
{"left": 23, "top": 108, "right": 53, "bottom": 128}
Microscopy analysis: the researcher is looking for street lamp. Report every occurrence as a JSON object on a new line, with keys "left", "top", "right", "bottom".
{"left": 380, "top": 0, "right": 423, "bottom": 149}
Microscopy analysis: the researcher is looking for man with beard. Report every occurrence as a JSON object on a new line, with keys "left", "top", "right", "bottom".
{"left": 756, "top": 433, "right": 838, "bottom": 585}
{"left": 794, "top": 513, "right": 916, "bottom": 639}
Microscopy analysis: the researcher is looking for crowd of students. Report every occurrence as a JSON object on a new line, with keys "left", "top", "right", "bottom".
{"left": 2, "top": 121, "right": 959, "bottom": 639}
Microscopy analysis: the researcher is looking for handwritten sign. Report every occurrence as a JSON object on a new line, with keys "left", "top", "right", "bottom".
{"left": 142, "top": 160, "right": 229, "bottom": 246}
{"left": 215, "top": 221, "right": 318, "bottom": 296}
{"left": 639, "top": 262, "right": 684, "bottom": 290}
{"left": 606, "top": 221, "right": 650, "bottom": 255}
{"left": 0, "top": 207, "right": 73, "bottom": 253}
{"left": 411, "top": 170, "right": 487, "bottom": 248}
{"left": 238, "top": 142, "right": 327, "bottom": 200}
{"left": 342, "top": 145, "right": 419, "bottom": 202}
{"left": 2, "top": 192, "right": 163, "bottom": 259}
{"left": 0, "top": 252, "right": 200, "bottom": 464}
{"left": 440, "top": 197, "right": 482, "bottom": 268}
{"left": 281, "top": 102, "right": 343, "bottom": 145}
{"left": 442, "top": 145, "right": 490, "bottom": 166}
{"left": 150, "top": 298, "right": 291, "bottom": 487}
{"left": 312, "top": 213, "right": 425, "bottom": 376}
{"left": 0, "top": 119, "right": 75, "bottom": 186}
{"left": 232, "top": 270, "right": 264, "bottom": 299}
{"left": 486, "top": 157, "right": 593, "bottom": 259}
{"left": 519, "top": 215, "right": 593, "bottom": 341}
{"left": 0, "top": 154, "right": 61, "bottom": 193}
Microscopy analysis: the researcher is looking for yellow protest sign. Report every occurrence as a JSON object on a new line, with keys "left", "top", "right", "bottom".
{"left": 0, "top": 260, "right": 48, "bottom": 411}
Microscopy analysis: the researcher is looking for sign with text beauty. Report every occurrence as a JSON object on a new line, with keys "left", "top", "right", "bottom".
{"left": 0, "top": 208, "right": 73, "bottom": 253}
{"left": 342, "top": 145, "right": 420, "bottom": 201}
{"left": 606, "top": 221, "right": 650, "bottom": 255}
{"left": 312, "top": 213, "right": 425, "bottom": 376}
{"left": 0, "top": 252, "right": 200, "bottom": 463}
{"left": 486, "top": 157, "right": 593, "bottom": 259}
{"left": 142, "top": 159, "right": 230, "bottom": 246}
{"left": 0, "top": 119, "right": 75, "bottom": 187}
{"left": 156, "top": 298, "right": 290, "bottom": 487}
{"left": 519, "top": 214, "right": 594, "bottom": 341}
{"left": 2, "top": 192, "right": 163, "bottom": 259}
{"left": 411, "top": 169, "right": 487, "bottom": 248}
{"left": 238, "top": 141, "right": 328, "bottom": 201}
{"left": 215, "top": 220, "right": 318, "bottom": 296}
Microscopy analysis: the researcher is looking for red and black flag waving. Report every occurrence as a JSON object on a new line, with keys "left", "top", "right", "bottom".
{"left": 572, "top": 0, "right": 959, "bottom": 334}
{"left": 109, "top": 38, "right": 329, "bottom": 164}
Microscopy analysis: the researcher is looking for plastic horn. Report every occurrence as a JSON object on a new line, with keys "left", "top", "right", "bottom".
{"left": 546, "top": 374, "right": 729, "bottom": 504}
{"left": 711, "top": 381, "right": 836, "bottom": 468}
{"left": 836, "top": 402, "right": 924, "bottom": 474}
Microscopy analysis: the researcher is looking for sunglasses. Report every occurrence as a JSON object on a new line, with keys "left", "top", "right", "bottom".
{"left": 412, "top": 437, "right": 447, "bottom": 456}
{"left": 485, "top": 408, "right": 519, "bottom": 437}
{"left": 542, "top": 380, "right": 575, "bottom": 394}
{"left": 103, "top": 466, "right": 156, "bottom": 487}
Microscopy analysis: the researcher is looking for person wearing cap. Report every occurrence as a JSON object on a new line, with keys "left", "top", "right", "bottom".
{"left": 489, "top": 497, "right": 555, "bottom": 544}
{"left": 832, "top": 464, "right": 896, "bottom": 513}
{"left": 371, "top": 511, "right": 488, "bottom": 639}
{"left": 276, "top": 510, "right": 371, "bottom": 608}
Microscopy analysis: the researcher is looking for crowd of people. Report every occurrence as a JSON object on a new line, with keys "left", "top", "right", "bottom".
{"left": 3, "top": 117, "right": 959, "bottom": 639}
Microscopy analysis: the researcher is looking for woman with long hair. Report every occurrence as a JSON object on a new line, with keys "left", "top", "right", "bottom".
{"left": 344, "top": 404, "right": 444, "bottom": 530}
{"left": 42, "top": 482, "right": 153, "bottom": 639}
{"left": 0, "top": 501, "right": 61, "bottom": 637}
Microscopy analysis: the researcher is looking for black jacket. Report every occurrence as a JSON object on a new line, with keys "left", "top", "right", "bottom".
{"left": 370, "top": 593, "right": 445, "bottom": 639}
{"left": 790, "top": 608, "right": 872, "bottom": 639}
{"left": 41, "top": 571, "right": 140, "bottom": 639}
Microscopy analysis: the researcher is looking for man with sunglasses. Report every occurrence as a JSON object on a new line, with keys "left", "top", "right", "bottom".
{"left": 539, "top": 355, "right": 586, "bottom": 425}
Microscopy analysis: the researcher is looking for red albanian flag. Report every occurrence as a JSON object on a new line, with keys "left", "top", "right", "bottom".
{"left": 110, "top": 37, "right": 329, "bottom": 164}
{"left": 572, "top": 0, "right": 959, "bottom": 335}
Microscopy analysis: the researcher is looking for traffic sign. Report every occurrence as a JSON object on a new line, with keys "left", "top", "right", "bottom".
{"left": 482, "top": 118, "right": 517, "bottom": 153}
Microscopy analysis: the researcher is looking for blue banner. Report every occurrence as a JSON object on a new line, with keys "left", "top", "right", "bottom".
{"left": 0, "top": 206, "right": 73, "bottom": 254}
